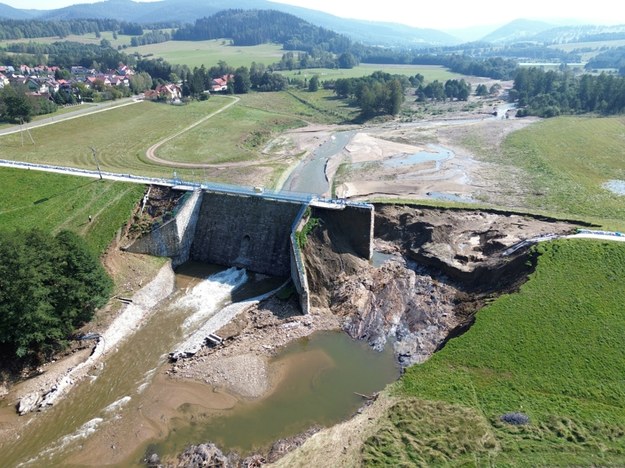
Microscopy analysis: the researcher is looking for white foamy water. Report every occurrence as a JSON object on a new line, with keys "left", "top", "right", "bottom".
{"left": 170, "top": 281, "right": 286, "bottom": 360}
{"left": 178, "top": 267, "right": 248, "bottom": 331}
{"left": 35, "top": 266, "right": 176, "bottom": 410}
{"left": 136, "top": 366, "right": 160, "bottom": 394}
{"left": 19, "top": 417, "right": 104, "bottom": 466}
{"left": 103, "top": 396, "right": 131, "bottom": 414}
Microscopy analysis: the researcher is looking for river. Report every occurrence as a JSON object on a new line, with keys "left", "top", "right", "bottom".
{"left": 281, "top": 131, "right": 355, "bottom": 195}
{"left": 0, "top": 264, "right": 398, "bottom": 467}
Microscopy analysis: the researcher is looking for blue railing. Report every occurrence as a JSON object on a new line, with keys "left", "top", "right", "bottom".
{"left": 0, "top": 159, "right": 373, "bottom": 209}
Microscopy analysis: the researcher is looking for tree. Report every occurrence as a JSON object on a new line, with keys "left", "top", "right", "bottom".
{"left": 308, "top": 74, "right": 320, "bottom": 92}
{"left": 423, "top": 80, "right": 445, "bottom": 101}
{"left": 0, "top": 86, "right": 33, "bottom": 123}
{"left": 475, "top": 83, "right": 489, "bottom": 96}
{"left": 386, "top": 79, "right": 404, "bottom": 115}
{"left": 233, "top": 66, "right": 251, "bottom": 94}
{"left": 338, "top": 52, "right": 357, "bottom": 69}
{"left": 0, "top": 229, "right": 112, "bottom": 361}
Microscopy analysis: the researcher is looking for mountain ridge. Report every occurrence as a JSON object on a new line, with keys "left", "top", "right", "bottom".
{"left": 0, "top": 0, "right": 460, "bottom": 46}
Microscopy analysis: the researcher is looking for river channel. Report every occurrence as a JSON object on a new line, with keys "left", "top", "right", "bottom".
{"left": 0, "top": 263, "right": 399, "bottom": 467}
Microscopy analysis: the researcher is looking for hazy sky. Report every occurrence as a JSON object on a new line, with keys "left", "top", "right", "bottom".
{"left": 3, "top": 0, "right": 621, "bottom": 30}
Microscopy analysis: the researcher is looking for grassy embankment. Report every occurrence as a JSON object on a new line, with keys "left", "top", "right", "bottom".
{"left": 0, "top": 166, "right": 143, "bottom": 254}
{"left": 364, "top": 239, "right": 625, "bottom": 466}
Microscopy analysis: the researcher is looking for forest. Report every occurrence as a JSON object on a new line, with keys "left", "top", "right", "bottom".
{"left": 513, "top": 67, "right": 625, "bottom": 117}
{"left": 0, "top": 18, "right": 176, "bottom": 40}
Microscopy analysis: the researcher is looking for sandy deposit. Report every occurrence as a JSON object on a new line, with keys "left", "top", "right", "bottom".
{"left": 170, "top": 296, "right": 342, "bottom": 398}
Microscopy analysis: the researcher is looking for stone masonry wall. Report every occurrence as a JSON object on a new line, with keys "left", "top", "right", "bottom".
{"left": 190, "top": 192, "right": 304, "bottom": 277}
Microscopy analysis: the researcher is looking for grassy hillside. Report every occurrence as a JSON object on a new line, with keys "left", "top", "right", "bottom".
{"left": 472, "top": 116, "right": 625, "bottom": 230}
{"left": 0, "top": 167, "right": 143, "bottom": 253}
{"left": 0, "top": 97, "right": 272, "bottom": 181}
{"left": 0, "top": 90, "right": 366, "bottom": 187}
{"left": 364, "top": 239, "right": 625, "bottom": 466}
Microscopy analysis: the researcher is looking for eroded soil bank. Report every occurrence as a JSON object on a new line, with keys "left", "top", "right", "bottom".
{"left": 159, "top": 204, "right": 580, "bottom": 467}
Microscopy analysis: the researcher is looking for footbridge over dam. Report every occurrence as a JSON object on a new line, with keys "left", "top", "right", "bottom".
{"left": 125, "top": 183, "right": 374, "bottom": 314}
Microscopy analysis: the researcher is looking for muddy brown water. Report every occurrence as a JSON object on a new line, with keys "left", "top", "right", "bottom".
{"left": 0, "top": 264, "right": 399, "bottom": 467}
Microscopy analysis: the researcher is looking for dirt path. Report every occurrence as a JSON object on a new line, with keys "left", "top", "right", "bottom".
{"left": 144, "top": 96, "right": 252, "bottom": 169}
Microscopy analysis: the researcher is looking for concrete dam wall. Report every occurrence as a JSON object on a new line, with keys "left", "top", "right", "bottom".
{"left": 126, "top": 187, "right": 374, "bottom": 312}
{"left": 190, "top": 192, "right": 303, "bottom": 277}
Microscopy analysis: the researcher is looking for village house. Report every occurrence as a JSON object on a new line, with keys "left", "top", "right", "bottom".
{"left": 155, "top": 83, "right": 182, "bottom": 101}
{"left": 210, "top": 74, "right": 234, "bottom": 92}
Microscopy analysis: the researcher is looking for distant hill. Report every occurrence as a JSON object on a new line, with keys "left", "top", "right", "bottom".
{"left": 480, "top": 19, "right": 555, "bottom": 43}
{"left": 0, "top": 3, "right": 37, "bottom": 19}
{"left": 0, "top": 0, "right": 459, "bottom": 47}
{"left": 530, "top": 24, "right": 625, "bottom": 44}
{"left": 480, "top": 19, "right": 625, "bottom": 45}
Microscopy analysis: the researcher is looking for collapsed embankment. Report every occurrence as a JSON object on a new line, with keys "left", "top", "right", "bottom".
{"left": 303, "top": 204, "right": 579, "bottom": 367}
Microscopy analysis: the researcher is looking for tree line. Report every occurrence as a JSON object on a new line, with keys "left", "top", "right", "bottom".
{"left": 4, "top": 40, "right": 130, "bottom": 70}
{"left": 586, "top": 46, "right": 625, "bottom": 74}
{"left": 0, "top": 229, "right": 112, "bottom": 361}
{"left": 130, "top": 30, "right": 172, "bottom": 47}
{"left": 0, "top": 18, "right": 180, "bottom": 41}
{"left": 513, "top": 67, "right": 625, "bottom": 117}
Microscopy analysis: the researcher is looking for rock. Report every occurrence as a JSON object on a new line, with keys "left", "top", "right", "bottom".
{"left": 145, "top": 452, "right": 161, "bottom": 467}
{"left": 17, "top": 392, "right": 41, "bottom": 415}
{"left": 176, "top": 443, "right": 229, "bottom": 467}
{"left": 0, "top": 382, "right": 8, "bottom": 399}
{"left": 500, "top": 412, "right": 530, "bottom": 425}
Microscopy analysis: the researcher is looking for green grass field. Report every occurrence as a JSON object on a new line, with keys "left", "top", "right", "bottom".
{"left": 0, "top": 98, "right": 235, "bottom": 179}
{"left": 364, "top": 239, "right": 625, "bottom": 466}
{"left": 548, "top": 39, "right": 625, "bottom": 62}
{"left": 280, "top": 64, "right": 462, "bottom": 82}
{"left": 0, "top": 88, "right": 365, "bottom": 187}
{"left": 239, "top": 89, "right": 360, "bottom": 123}
{"left": 0, "top": 31, "right": 134, "bottom": 49}
{"left": 0, "top": 167, "right": 143, "bottom": 253}
{"left": 127, "top": 40, "right": 286, "bottom": 68}
{"left": 157, "top": 103, "right": 304, "bottom": 164}
{"left": 469, "top": 116, "right": 625, "bottom": 230}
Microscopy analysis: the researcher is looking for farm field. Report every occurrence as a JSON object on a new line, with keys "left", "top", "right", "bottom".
{"left": 0, "top": 166, "right": 143, "bottom": 254}
{"left": 548, "top": 38, "right": 625, "bottom": 61}
{"left": 126, "top": 40, "right": 287, "bottom": 68}
{"left": 239, "top": 89, "right": 360, "bottom": 123}
{"left": 0, "top": 31, "right": 135, "bottom": 49}
{"left": 279, "top": 64, "right": 463, "bottom": 82}
{"left": 365, "top": 239, "right": 625, "bottom": 466}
